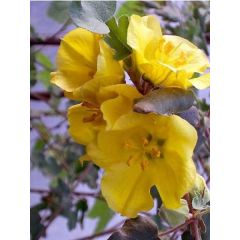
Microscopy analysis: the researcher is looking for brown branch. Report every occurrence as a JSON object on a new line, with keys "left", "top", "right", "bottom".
{"left": 71, "top": 220, "right": 125, "bottom": 240}
{"left": 184, "top": 194, "right": 202, "bottom": 240}
{"left": 30, "top": 188, "right": 100, "bottom": 199}
{"left": 31, "top": 37, "right": 60, "bottom": 46}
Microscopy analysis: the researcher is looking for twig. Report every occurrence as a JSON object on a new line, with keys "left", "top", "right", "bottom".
{"left": 184, "top": 194, "right": 202, "bottom": 240}
{"left": 71, "top": 220, "right": 125, "bottom": 240}
{"left": 35, "top": 207, "right": 62, "bottom": 240}
{"left": 30, "top": 188, "right": 100, "bottom": 199}
{"left": 30, "top": 37, "right": 60, "bottom": 46}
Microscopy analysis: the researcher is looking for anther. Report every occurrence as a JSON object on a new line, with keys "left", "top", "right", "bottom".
{"left": 127, "top": 155, "right": 135, "bottom": 166}
{"left": 140, "top": 159, "right": 149, "bottom": 171}
{"left": 151, "top": 147, "right": 161, "bottom": 158}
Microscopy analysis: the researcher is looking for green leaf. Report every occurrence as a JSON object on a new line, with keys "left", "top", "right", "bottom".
{"left": 192, "top": 188, "right": 210, "bottom": 210}
{"left": 134, "top": 87, "right": 195, "bottom": 115}
{"left": 159, "top": 199, "right": 190, "bottom": 227}
{"left": 69, "top": 1, "right": 116, "bottom": 34}
{"left": 47, "top": 1, "right": 70, "bottom": 23}
{"left": 36, "top": 70, "right": 51, "bottom": 88}
{"left": 76, "top": 199, "right": 88, "bottom": 212}
{"left": 88, "top": 199, "right": 114, "bottom": 233}
{"left": 76, "top": 199, "right": 88, "bottom": 227}
{"left": 116, "top": 0, "right": 145, "bottom": 18}
{"left": 30, "top": 205, "right": 46, "bottom": 239}
{"left": 105, "top": 16, "right": 132, "bottom": 60}
{"left": 35, "top": 52, "right": 54, "bottom": 70}
{"left": 108, "top": 215, "right": 160, "bottom": 240}
{"left": 66, "top": 211, "right": 78, "bottom": 230}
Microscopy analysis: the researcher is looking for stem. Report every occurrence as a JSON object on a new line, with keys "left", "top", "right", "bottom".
{"left": 184, "top": 194, "right": 202, "bottom": 240}
{"left": 158, "top": 219, "right": 194, "bottom": 237}
{"left": 192, "top": 220, "right": 202, "bottom": 240}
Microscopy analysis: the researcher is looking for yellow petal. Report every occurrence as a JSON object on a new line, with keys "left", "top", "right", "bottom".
{"left": 101, "top": 162, "right": 154, "bottom": 218}
{"left": 51, "top": 28, "right": 100, "bottom": 92}
{"left": 73, "top": 40, "right": 124, "bottom": 103}
{"left": 99, "top": 84, "right": 142, "bottom": 128}
{"left": 149, "top": 150, "right": 196, "bottom": 209}
{"left": 164, "top": 115, "right": 198, "bottom": 159}
{"left": 189, "top": 73, "right": 210, "bottom": 89}
{"left": 127, "top": 15, "right": 162, "bottom": 52}
{"left": 101, "top": 95, "right": 132, "bottom": 130}
{"left": 68, "top": 104, "right": 105, "bottom": 145}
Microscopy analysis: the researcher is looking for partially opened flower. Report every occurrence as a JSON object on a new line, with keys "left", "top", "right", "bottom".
{"left": 68, "top": 84, "right": 142, "bottom": 145}
{"left": 87, "top": 113, "right": 197, "bottom": 217}
{"left": 51, "top": 28, "right": 124, "bottom": 103}
{"left": 127, "top": 15, "right": 210, "bottom": 89}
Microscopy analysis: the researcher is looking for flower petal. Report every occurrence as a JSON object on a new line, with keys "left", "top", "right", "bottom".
{"left": 68, "top": 104, "right": 105, "bottom": 145}
{"left": 127, "top": 15, "right": 162, "bottom": 52}
{"left": 189, "top": 73, "right": 210, "bottom": 89}
{"left": 101, "top": 162, "right": 154, "bottom": 218}
{"left": 51, "top": 28, "right": 100, "bottom": 92}
{"left": 73, "top": 40, "right": 124, "bottom": 103}
{"left": 149, "top": 150, "right": 196, "bottom": 209}
{"left": 99, "top": 84, "right": 142, "bottom": 129}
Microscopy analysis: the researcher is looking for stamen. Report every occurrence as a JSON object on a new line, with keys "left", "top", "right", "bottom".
{"left": 127, "top": 155, "right": 137, "bottom": 166}
{"left": 83, "top": 113, "right": 98, "bottom": 123}
{"left": 124, "top": 140, "right": 138, "bottom": 150}
{"left": 151, "top": 147, "right": 161, "bottom": 158}
{"left": 142, "top": 137, "right": 149, "bottom": 147}
{"left": 140, "top": 159, "right": 149, "bottom": 171}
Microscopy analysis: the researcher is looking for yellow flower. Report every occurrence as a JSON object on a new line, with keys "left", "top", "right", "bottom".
{"left": 51, "top": 28, "right": 124, "bottom": 103}
{"left": 87, "top": 113, "right": 197, "bottom": 217}
{"left": 68, "top": 84, "right": 142, "bottom": 145}
{"left": 127, "top": 15, "right": 210, "bottom": 89}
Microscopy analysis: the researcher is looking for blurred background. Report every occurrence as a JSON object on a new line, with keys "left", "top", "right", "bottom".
{"left": 30, "top": 1, "right": 210, "bottom": 239}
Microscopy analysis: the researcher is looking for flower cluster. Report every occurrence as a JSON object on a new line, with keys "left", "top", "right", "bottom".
{"left": 51, "top": 15, "right": 210, "bottom": 218}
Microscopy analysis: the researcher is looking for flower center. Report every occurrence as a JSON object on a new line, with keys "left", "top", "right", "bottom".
{"left": 124, "top": 134, "right": 165, "bottom": 171}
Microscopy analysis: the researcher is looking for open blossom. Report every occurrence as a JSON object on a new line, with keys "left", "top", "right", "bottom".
{"left": 51, "top": 28, "right": 124, "bottom": 103}
{"left": 127, "top": 15, "right": 210, "bottom": 89}
{"left": 87, "top": 112, "right": 197, "bottom": 217}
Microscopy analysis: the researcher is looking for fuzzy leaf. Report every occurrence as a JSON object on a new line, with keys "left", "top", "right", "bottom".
{"left": 159, "top": 199, "right": 189, "bottom": 227}
{"left": 88, "top": 199, "right": 114, "bottom": 233}
{"left": 116, "top": 1, "right": 145, "bottom": 18}
{"left": 47, "top": 1, "right": 70, "bottom": 23}
{"left": 105, "top": 16, "right": 132, "bottom": 60}
{"left": 108, "top": 215, "right": 160, "bottom": 240}
{"left": 69, "top": 1, "right": 116, "bottom": 34}
{"left": 134, "top": 87, "right": 195, "bottom": 115}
